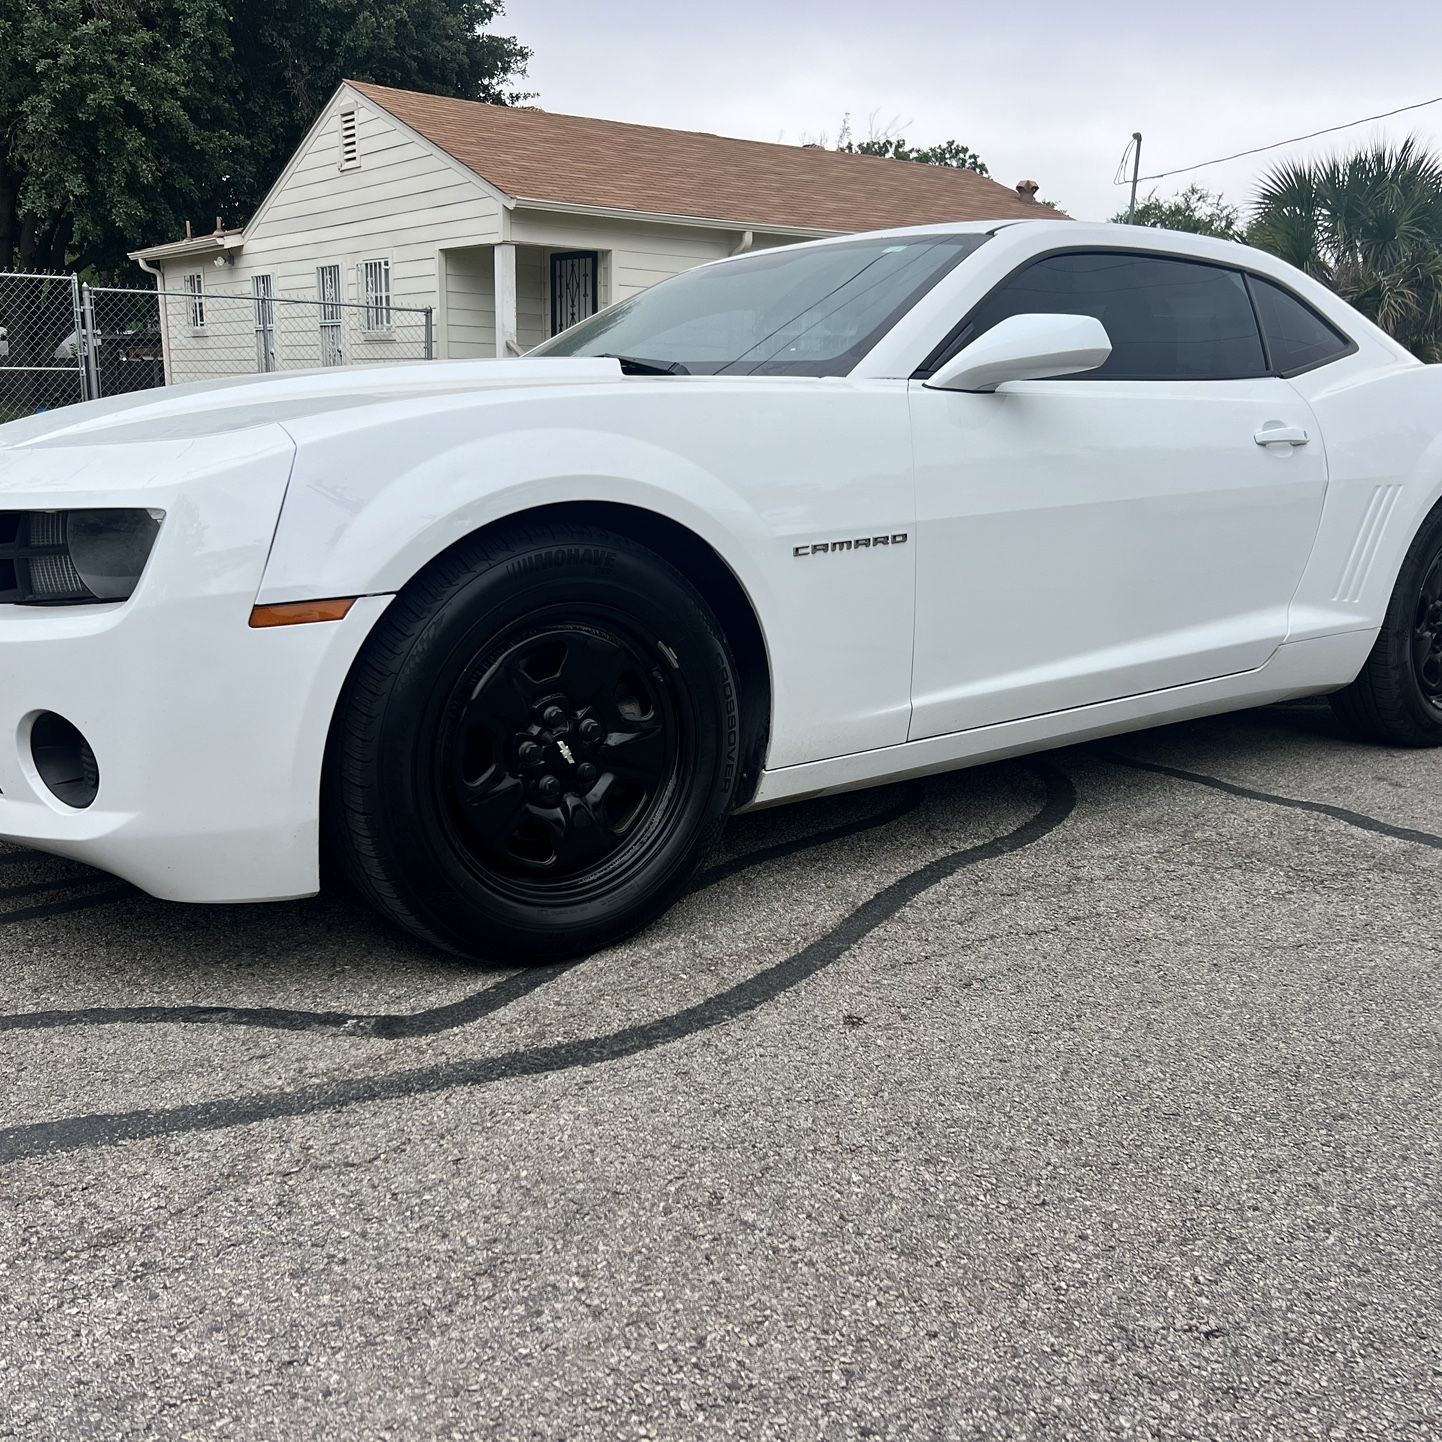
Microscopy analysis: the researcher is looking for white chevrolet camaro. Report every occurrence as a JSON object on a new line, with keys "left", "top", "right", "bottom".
{"left": 1, "top": 219, "right": 1439, "bottom": 960}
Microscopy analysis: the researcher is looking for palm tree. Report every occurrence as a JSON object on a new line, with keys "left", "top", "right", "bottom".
{"left": 1248, "top": 138, "right": 1442, "bottom": 361}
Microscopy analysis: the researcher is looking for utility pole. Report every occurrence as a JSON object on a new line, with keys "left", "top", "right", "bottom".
{"left": 1127, "top": 132, "right": 1143, "bottom": 224}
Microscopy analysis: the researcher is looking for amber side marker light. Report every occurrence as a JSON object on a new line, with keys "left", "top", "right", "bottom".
{"left": 249, "top": 598, "right": 357, "bottom": 628}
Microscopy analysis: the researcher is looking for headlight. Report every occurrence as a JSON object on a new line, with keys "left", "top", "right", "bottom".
{"left": 0, "top": 509, "right": 163, "bottom": 604}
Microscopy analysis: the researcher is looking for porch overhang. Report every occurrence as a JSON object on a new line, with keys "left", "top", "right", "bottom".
{"left": 128, "top": 232, "right": 246, "bottom": 265}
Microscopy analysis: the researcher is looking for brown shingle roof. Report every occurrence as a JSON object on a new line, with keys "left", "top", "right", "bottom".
{"left": 348, "top": 81, "right": 1064, "bottom": 233}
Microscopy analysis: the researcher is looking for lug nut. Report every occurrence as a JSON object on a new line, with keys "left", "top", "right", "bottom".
{"left": 577, "top": 763, "right": 599, "bottom": 786}
{"left": 517, "top": 740, "right": 542, "bottom": 766}
{"left": 541, "top": 705, "right": 566, "bottom": 728}
{"left": 579, "top": 718, "right": 602, "bottom": 743}
{"left": 536, "top": 774, "right": 561, "bottom": 801}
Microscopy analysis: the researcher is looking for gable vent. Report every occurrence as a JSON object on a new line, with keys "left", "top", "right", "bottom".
{"left": 338, "top": 108, "right": 360, "bottom": 170}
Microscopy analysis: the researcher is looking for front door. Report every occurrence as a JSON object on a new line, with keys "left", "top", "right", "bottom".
{"left": 908, "top": 249, "right": 1329, "bottom": 740}
{"left": 550, "top": 251, "right": 598, "bottom": 337}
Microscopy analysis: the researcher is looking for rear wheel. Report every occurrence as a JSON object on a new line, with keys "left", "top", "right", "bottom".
{"left": 326, "top": 523, "right": 741, "bottom": 960}
{"left": 1330, "top": 504, "right": 1442, "bottom": 746}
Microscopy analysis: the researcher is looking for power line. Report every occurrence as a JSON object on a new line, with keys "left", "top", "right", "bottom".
{"left": 1113, "top": 133, "right": 1140, "bottom": 187}
{"left": 1117, "top": 93, "right": 1442, "bottom": 186}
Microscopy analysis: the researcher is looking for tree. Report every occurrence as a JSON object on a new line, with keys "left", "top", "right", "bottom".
{"left": 845, "top": 136, "right": 989, "bottom": 176}
{"left": 818, "top": 114, "right": 988, "bottom": 175}
{"left": 1110, "top": 184, "right": 1241, "bottom": 239}
{"left": 0, "top": 0, "right": 238, "bottom": 274}
{"left": 0, "top": 0, "right": 530, "bottom": 277}
{"left": 1247, "top": 138, "right": 1442, "bottom": 361}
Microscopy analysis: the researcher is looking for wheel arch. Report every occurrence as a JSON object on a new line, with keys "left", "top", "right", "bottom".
{"left": 1349, "top": 436, "right": 1442, "bottom": 639}
{"left": 334, "top": 499, "right": 774, "bottom": 808}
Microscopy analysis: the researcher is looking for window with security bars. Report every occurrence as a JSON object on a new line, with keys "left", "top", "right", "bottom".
{"left": 550, "top": 251, "right": 598, "bottom": 336}
{"left": 253, "top": 274, "right": 276, "bottom": 372}
{"left": 362, "top": 258, "right": 392, "bottom": 332}
{"left": 317, "top": 264, "right": 343, "bottom": 366}
{"left": 182, "top": 272, "right": 205, "bottom": 329}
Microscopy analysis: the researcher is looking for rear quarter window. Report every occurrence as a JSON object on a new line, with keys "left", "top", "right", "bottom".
{"left": 1247, "top": 276, "right": 1355, "bottom": 375}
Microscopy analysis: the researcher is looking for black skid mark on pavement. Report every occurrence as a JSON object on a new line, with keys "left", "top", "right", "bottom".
{"left": 689, "top": 781, "right": 923, "bottom": 891}
{"left": 0, "top": 960, "right": 575, "bottom": 1042}
{"left": 0, "top": 846, "right": 136, "bottom": 923}
{"left": 1106, "top": 752, "right": 1442, "bottom": 850}
{"left": 0, "top": 888, "right": 133, "bottom": 927}
{"left": 0, "top": 782, "right": 925, "bottom": 1040}
{"left": 0, "top": 764, "right": 1074, "bottom": 1163}
{"left": 0, "top": 876, "right": 87, "bottom": 899}
{"left": 0, "top": 862, "right": 134, "bottom": 926}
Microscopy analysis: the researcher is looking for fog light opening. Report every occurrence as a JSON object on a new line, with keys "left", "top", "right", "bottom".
{"left": 30, "top": 711, "right": 99, "bottom": 809}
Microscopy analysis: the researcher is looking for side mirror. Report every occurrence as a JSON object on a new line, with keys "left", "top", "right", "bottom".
{"left": 924, "top": 313, "right": 1112, "bottom": 393}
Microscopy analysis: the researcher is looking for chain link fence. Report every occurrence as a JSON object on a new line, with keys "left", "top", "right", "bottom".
{"left": 0, "top": 273, "right": 87, "bottom": 422}
{"left": 0, "top": 274, "right": 434, "bottom": 420}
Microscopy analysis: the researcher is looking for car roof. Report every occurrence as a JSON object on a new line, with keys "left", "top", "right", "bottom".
{"left": 705, "top": 219, "right": 1361, "bottom": 301}
{"left": 738, "top": 218, "right": 1261, "bottom": 265}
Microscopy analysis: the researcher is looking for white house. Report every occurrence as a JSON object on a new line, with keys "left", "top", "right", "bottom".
{"left": 129, "top": 80, "right": 1059, "bottom": 378}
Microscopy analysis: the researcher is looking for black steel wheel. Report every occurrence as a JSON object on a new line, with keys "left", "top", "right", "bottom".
{"left": 1411, "top": 548, "right": 1442, "bottom": 710}
{"left": 1331, "top": 502, "right": 1442, "bottom": 746}
{"left": 327, "top": 524, "right": 742, "bottom": 961}
{"left": 433, "top": 615, "right": 688, "bottom": 901}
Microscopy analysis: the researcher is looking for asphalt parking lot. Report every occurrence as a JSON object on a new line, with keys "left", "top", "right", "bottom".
{"left": 2, "top": 699, "right": 1439, "bottom": 1441}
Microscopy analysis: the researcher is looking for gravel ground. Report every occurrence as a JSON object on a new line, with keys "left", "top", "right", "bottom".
{"left": 1, "top": 699, "right": 1439, "bottom": 1441}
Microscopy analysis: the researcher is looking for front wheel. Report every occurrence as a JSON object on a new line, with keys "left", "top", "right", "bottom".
{"left": 1330, "top": 503, "right": 1442, "bottom": 746}
{"left": 326, "top": 524, "right": 741, "bottom": 961}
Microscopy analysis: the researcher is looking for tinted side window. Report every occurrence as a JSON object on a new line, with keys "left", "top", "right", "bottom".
{"left": 959, "top": 251, "right": 1267, "bottom": 381}
{"left": 1249, "top": 276, "right": 1353, "bottom": 374}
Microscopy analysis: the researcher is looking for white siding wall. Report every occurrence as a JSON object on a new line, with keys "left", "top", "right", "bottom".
{"left": 516, "top": 246, "right": 547, "bottom": 351}
{"left": 442, "top": 247, "right": 495, "bottom": 359}
{"left": 440, "top": 245, "right": 545, "bottom": 356}
{"left": 154, "top": 89, "right": 502, "bottom": 380}
{"left": 149, "top": 277, "right": 266, "bottom": 384}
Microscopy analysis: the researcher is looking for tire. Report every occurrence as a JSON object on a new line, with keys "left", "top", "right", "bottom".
{"left": 325, "top": 522, "right": 741, "bottom": 961}
{"left": 1330, "top": 501, "right": 1442, "bottom": 746}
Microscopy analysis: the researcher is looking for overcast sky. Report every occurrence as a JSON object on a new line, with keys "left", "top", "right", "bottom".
{"left": 503, "top": 1, "right": 1442, "bottom": 221}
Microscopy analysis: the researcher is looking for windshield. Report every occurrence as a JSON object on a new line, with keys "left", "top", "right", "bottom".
{"left": 532, "top": 233, "right": 990, "bottom": 377}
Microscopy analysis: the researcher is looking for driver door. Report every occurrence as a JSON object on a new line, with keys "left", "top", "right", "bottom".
{"left": 908, "top": 249, "right": 1329, "bottom": 739}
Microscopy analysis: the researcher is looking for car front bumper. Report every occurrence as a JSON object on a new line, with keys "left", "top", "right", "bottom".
{"left": 0, "top": 425, "right": 390, "bottom": 902}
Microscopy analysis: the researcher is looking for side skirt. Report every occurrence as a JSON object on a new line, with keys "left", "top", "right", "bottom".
{"left": 744, "top": 629, "right": 1376, "bottom": 810}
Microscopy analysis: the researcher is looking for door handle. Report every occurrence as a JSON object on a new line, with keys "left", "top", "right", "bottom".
{"left": 1254, "top": 424, "right": 1310, "bottom": 447}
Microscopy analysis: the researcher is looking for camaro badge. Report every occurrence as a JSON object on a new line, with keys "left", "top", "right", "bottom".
{"left": 793, "top": 533, "right": 908, "bottom": 557}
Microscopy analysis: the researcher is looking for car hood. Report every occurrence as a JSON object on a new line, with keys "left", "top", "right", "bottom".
{"left": 0, "top": 358, "right": 624, "bottom": 449}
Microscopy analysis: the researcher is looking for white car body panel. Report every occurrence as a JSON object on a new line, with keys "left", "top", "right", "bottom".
{"left": 1285, "top": 358, "right": 1442, "bottom": 636}
{"left": 751, "top": 629, "right": 1375, "bottom": 807}
{"left": 0, "top": 219, "right": 1438, "bottom": 902}
{"left": 260, "top": 373, "right": 920, "bottom": 765}
{"left": 0, "top": 424, "right": 392, "bottom": 900}
{"left": 907, "top": 375, "right": 1328, "bottom": 737}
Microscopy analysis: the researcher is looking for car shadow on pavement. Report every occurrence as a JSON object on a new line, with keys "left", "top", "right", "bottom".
{"left": 0, "top": 769, "right": 938, "bottom": 1003}
{"left": 0, "top": 697, "right": 1391, "bottom": 1013}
